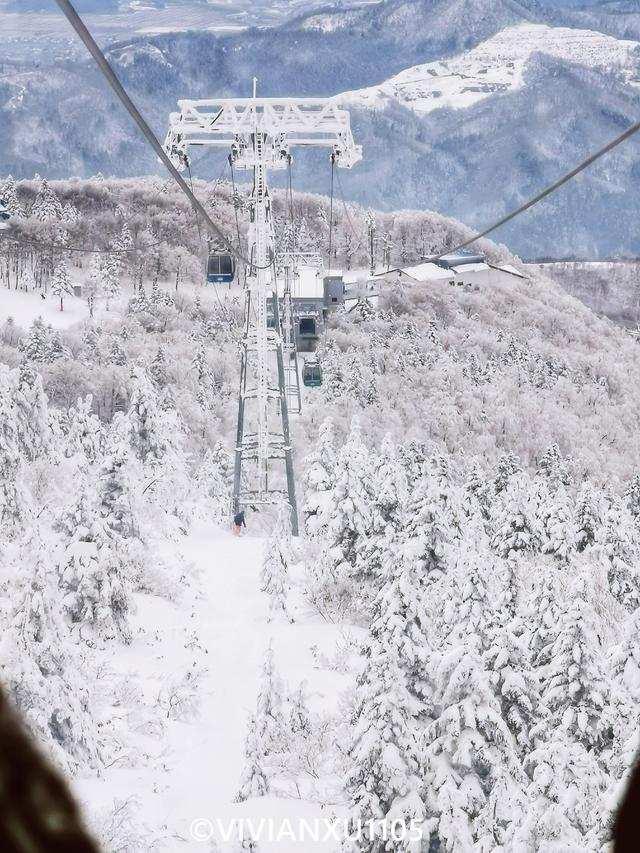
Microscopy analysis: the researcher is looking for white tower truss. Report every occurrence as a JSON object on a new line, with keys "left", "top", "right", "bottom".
{"left": 164, "top": 95, "right": 362, "bottom": 534}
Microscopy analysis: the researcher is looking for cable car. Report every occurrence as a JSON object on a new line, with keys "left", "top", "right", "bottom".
{"left": 207, "top": 251, "right": 236, "bottom": 284}
{"left": 303, "top": 361, "right": 322, "bottom": 388}
{"left": 0, "top": 199, "right": 11, "bottom": 230}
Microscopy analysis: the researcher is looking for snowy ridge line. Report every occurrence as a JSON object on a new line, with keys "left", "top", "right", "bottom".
{"left": 339, "top": 23, "right": 640, "bottom": 116}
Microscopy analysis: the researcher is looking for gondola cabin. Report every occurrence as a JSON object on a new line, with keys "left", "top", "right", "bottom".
{"left": 303, "top": 362, "right": 322, "bottom": 388}
{"left": 207, "top": 252, "right": 236, "bottom": 284}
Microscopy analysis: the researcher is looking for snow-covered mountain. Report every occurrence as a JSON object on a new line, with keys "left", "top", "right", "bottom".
{"left": 340, "top": 23, "right": 640, "bottom": 115}
{"left": 3, "top": 0, "right": 640, "bottom": 256}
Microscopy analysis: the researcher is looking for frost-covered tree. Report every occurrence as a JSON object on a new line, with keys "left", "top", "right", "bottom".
{"left": 324, "top": 418, "right": 374, "bottom": 575}
{"left": 126, "top": 367, "right": 166, "bottom": 465}
{"left": 106, "top": 335, "right": 127, "bottom": 366}
{"left": 31, "top": 178, "right": 63, "bottom": 221}
{"left": 55, "top": 476, "right": 132, "bottom": 645}
{"left": 346, "top": 629, "right": 424, "bottom": 848}
{"left": 493, "top": 450, "right": 522, "bottom": 493}
{"left": 235, "top": 713, "right": 269, "bottom": 802}
{"left": 260, "top": 535, "right": 290, "bottom": 623}
{"left": 13, "top": 361, "right": 51, "bottom": 462}
{"left": 150, "top": 346, "right": 168, "bottom": 388}
{"left": 65, "top": 395, "right": 104, "bottom": 461}
{"left": 594, "top": 497, "right": 640, "bottom": 611}
{"left": 192, "top": 446, "right": 230, "bottom": 522}
{"left": 574, "top": 483, "right": 601, "bottom": 552}
{"left": 537, "top": 571, "right": 614, "bottom": 755}
{"left": 303, "top": 416, "right": 337, "bottom": 536}
{"left": 1, "top": 175, "right": 25, "bottom": 216}
{"left": 536, "top": 483, "right": 574, "bottom": 561}
{"left": 20, "top": 317, "right": 49, "bottom": 362}
{"left": 1, "top": 534, "right": 100, "bottom": 770}
{"left": 491, "top": 473, "right": 538, "bottom": 558}
{"left": 536, "top": 442, "right": 571, "bottom": 488}
{"left": 51, "top": 261, "right": 74, "bottom": 312}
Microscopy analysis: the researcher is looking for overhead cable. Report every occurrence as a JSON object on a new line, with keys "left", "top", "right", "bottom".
{"left": 438, "top": 116, "right": 640, "bottom": 257}
{"left": 54, "top": 0, "right": 265, "bottom": 269}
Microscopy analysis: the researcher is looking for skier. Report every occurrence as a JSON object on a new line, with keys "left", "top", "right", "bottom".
{"left": 233, "top": 509, "right": 246, "bottom": 536}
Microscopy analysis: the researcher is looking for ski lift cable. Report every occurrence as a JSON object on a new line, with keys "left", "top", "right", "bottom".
{"left": 328, "top": 154, "right": 335, "bottom": 273}
{"left": 0, "top": 233, "right": 172, "bottom": 255}
{"left": 53, "top": 0, "right": 269, "bottom": 271}
{"left": 437, "top": 116, "right": 640, "bottom": 258}
{"left": 335, "top": 166, "right": 364, "bottom": 252}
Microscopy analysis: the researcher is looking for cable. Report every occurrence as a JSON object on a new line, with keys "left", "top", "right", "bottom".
{"left": 328, "top": 153, "right": 335, "bottom": 273}
{"left": 0, "top": 233, "right": 171, "bottom": 254}
{"left": 335, "top": 167, "right": 363, "bottom": 252}
{"left": 53, "top": 0, "right": 268, "bottom": 271}
{"left": 187, "top": 162, "right": 203, "bottom": 244}
{"left": 436, "top": 116, "right": 640, "bottom": 258}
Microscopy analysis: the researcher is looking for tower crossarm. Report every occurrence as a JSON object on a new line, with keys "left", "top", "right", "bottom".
{"left": 164, "top": 98, "right": 362, "bottom": 170}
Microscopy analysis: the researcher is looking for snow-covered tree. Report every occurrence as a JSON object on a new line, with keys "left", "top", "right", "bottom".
{"left": 260, "top": 535, "right": 290, "bottom": 623}
{"left": 51, "top": 261, "right": 74, "bottom": 312}
{"left": 1, "top": 534, "right": 100, "bottom": 770}
{"left": 31, "top": 178, "right": 63, "bottom": 221}
{"left": 303, "top": 416, "right": 337, "bottom": 536}
{"left": 235, "top": 713, "right": 269, "bottom": 802}
{"left": 55, "top": 475, "right": 132, "bottom": 645}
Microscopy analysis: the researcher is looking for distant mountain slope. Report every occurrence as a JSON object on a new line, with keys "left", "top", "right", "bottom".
{"left": 340, "top": 23, "right": 640, "bottom": 114}
{"left": 3, "top": 0, "right": 640, "bottom": 257}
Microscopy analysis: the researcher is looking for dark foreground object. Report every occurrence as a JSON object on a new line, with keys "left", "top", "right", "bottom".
{"left": 0, "top": 687, "right": 100, "bottom": 852}
{"left": 614, "top": 758, "right": 640, "bottom": 852}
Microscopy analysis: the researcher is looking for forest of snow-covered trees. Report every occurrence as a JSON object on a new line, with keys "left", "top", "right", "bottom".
{"left": 1, "top": 175, "right": 639, "bottom": 851}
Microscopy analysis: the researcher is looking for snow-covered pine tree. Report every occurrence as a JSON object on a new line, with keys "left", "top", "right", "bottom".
{"left": 493, "top": 450, "right": 522, "bottom": 494}
{"left": 463, "top": 459, "right": 494, "bottom": 520}
{"left": 536, "top": 442, "right": 571, "bottom": 489}
{"left": 303, "top": 416, "right": 337, "bottom": 537}
{"left": 192, "top": 446, "right": 230, "bottom": 522}
{"left": 1, "top": 533, "right": 100, "bottom": 771}
{"left": 574, "top": 483, "right": 601, "bottom": 552}
{"left": 345, "top": 622, "right": 424, "bottom": 852}
{"left": 20, "top": 317, "right": 49, "bottom": 362}
{"left": 490, "top": 472, "right": 538, "bottom": 559}
{"left": 536, "top": 482, "right": 575, "bottom": 561}
{"left": 624, "top": 473, "right": 640, "bottom": 523}
{"left": 235, "top": 713, "right": 269, "bottom": 802}
{"left": 536, "top": 570, "right": 614, "bottom": 757}
{"left": 150, "top": 346, "right": 168, "bottom": 388}
{"left": 55, "top": 475, "right": 132, "bottom": 645}
{"left": 324, "top": 418, "right": 374, "bottom": 580}
{"left": 65, "top": 395, "right": 104, "bottom": 461}
{"left": 0, "top": 175, "right": 25, "bottom": 216}
{"left": 594, "top": 495, "right": 640, "bottom": 611}
{"left": 106, "top": 335, "right": 127, "bottom": 366}
{"left": 260, "top": 535, "right": 291, "bottom": 623}
{"left": 357, "top": 434, "right": 408, "bottom": 584}
{"left": 51, "top": 260, "right": 74, "bottom": 312}
{"left": 31, "top": 178, "right": 63, "bottom": 221}
{"left": 12, "top": 361, "right": 51, "bottom": 462}
{"left": 126, "top": 366, "right": 166, "bottom": 465}
{"left": 102, "top": 254, "right": 121, "bottom": 310}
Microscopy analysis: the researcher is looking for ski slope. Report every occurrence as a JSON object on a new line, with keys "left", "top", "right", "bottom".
{"left": 73, "top": 522, "right": 354, "bottom": 852}
{"left": 340, "top": 23, "right": 640, "bottom": 115}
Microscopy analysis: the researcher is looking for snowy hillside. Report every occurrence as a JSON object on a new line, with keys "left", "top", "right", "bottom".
{"left": 1, "top": 175, "right": 640, "bottom": 850}
{"left": 340, "top": 23, "right": 640, "bottom": 115}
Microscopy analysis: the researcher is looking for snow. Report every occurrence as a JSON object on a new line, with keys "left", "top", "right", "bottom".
{"left": 0, "top": 286, "right": 89, "bottom": 330}
{"left": 73, "top": 522, "right": 352, "bottom": 851}
{"left": 339, "top": 24, "right": 640, "bottom": 116}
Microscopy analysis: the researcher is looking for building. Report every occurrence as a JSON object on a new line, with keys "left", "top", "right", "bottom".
{"left": 376, "top": 250, "right": 527, "bottom": 289}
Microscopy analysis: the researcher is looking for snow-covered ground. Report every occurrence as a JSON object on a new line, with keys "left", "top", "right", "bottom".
{"left": 0, "top": 287, "right": 90, "bottom": 330}
{"left": 340, "top": 23, "right": 640, "bottom": 115}
{"left": 74, "top": 522, "right": 354, "bottom": 852}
